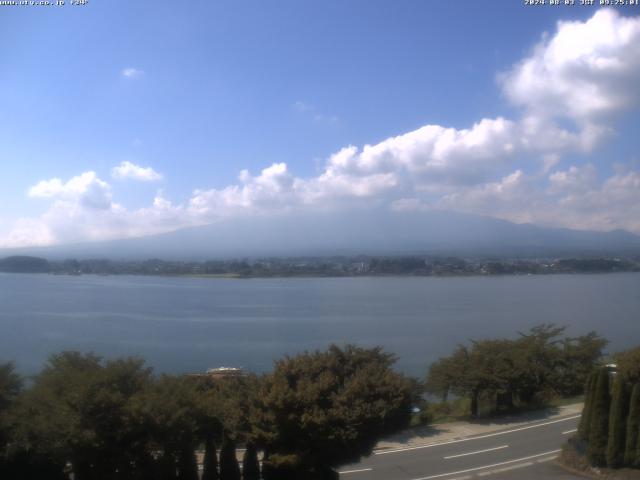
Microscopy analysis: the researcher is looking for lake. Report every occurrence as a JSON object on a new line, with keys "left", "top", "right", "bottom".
{"left": 1, "top": 273, "right": 639, "bottom": 377}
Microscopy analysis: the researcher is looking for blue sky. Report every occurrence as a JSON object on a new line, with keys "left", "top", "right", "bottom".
{"left": 1, "top": 1, "right": 639, "bottom": 247}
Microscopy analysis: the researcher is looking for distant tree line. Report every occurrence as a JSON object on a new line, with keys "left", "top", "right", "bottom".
{"left": 0, "top": 256, "right": 49, "bottom": 273}
{"left": 575, "top": 346, "right": 640, "bottom": 470}
{"left": 1, "top": 255, "right": 639, "bottom": 277}
{"left": 425, "top": 325, "right": 608, "bottom": 417}
{"left": 0, "top": 345, "right": 414, "bottom": 480}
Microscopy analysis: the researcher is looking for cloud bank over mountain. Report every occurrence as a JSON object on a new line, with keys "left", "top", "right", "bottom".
{"left": 1, "top": 9, "right": 639, "bottom": 248}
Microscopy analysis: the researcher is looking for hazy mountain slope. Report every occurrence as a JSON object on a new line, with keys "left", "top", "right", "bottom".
{"left": 4, "top": 210, "right": 640, "bottom": 260}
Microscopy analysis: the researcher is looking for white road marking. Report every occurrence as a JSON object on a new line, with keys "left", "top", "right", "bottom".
{"left": 375, "top": 415, "right": 580, "bottom": 456}
{"left": 562, "top": 428, "right": 577, "bottom": 435}
{"left": 410, "top": 449, "right": 562, "bottom": 480}
{"left": 339, "top": 468, "right": 373, "bottom": 475}
{"left": 444, "top": 445, "right": 509, "bottom": 460}
{"left": 477, "top": 461, "right": 534, "bottom": 476}
{"left": 536, "top": 456, "right": 559, "bottom": 463}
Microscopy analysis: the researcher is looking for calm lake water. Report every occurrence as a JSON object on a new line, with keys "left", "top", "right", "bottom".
{"left": 1, "top": 273, "right": 639, "bottom": 377}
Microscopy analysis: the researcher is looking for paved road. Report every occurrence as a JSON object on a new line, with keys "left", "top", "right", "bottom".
{"left": 339, "top": 414, "right": 583, "bottom": 480}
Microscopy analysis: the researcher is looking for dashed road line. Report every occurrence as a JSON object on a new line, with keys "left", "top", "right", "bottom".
{"left": 535, "top": 455, "right": 559, "bottom": 463}
{"left": 444, "top": 445, "right": 509, "bottom": 460}
{"left": 409, "top": 449, "right": 562, "bottom": 480}
{"left": 562, "top": 428, "right": 577, "bottom": 435}
{"left": 376, "top": 416, "right": 580, "bottom": 456}
{"left": 338, "top": 468, "right": 373, "bottom": 475}
{"left": 477, "top": 461, "right": 534, "bottom": 476}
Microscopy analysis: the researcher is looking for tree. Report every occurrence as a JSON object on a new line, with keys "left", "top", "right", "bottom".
{"left": 426, "top": 345, "right": 485, "bottom": 417}
{"left": 129, "top": 375, "right": 201, "bottom": 480}
{"left": 261, "top": 451, "right": 280, "bottom": 480}
{"left": 177, "top": 447, "right": 199, "bottom": 480}
{"left": 425, "top": 325, "right": 607, "bottom": 418}
{"left": 514, "top": 324, "right": 565, "bottom": 403}
{"left": 201, "top": 437, "right": 219, "bottom": 480}
{"left": 0, "top": 362, "right": 23, "bottom": 477}
{"left": 625, "top": 383, "right": 640, "bottom": 468}
{"left": 242, "top": 443, "right": 260, "bottom": 480}
{"left": 556, "top": 332, "right": 607, "bottom": 396}
{"left": 253, "top": 344, "right": 413, "bottom": 479}
{"left": 219, "top": 436, "right": 241, "bottom": 480}
{"left": 0, "top": 362, "right": 21, "bottom": 413}
{"left": 424, "top": 354, "right": 458, "bottom": 402}
{"left": 588, "top": 368, "right": 611, "bottom": 467}
{"left": 578, "top": 371, "right": 597, "bottom": 441}
{"left": 7, "top": 352, "right": 153, "bottom": 479}
{"left": 607, "top": 375, "right": 629, "bottom": 468}
{"left": 616, "top": 347, "right": 640, "bottom": 384}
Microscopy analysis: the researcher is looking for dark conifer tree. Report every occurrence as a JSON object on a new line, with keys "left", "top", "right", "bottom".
{"left": 157, "top": 453, "right": 178, "bottom": 480}
{"left": 578, "top": 372, "right": 597, "bottom": 441}
{"left": 177, "top": 448, "right": 199, "bottom": 480}
{"left": 202, "top": 437, "right": 219, "bottom": 480}
{"left": 607, "top": 375, "right": 629, "bottom": 468}
{"left": 261, "top": 451, "right": 276, "bottom": 480}
{"left": 219, "top": 436, "right": 241, "bottom": 480}
{"left": 625, "top": 383, "right": 640, "bottom": 468}
{"left": 242, "top": 443, "right": 260, "bottom": 480}
{"left": 588, "top": 368, "right": 611, "bottom": 467}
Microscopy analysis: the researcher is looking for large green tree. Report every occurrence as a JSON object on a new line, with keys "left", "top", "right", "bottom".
{"left": 554, "top": 331, "right": 607, "bottom": 397}
{"left": 9, "top": 352, "right": 152, "bottom": 479}
{"left": 0, "top": 362, "right": 23, "bottom": 476}
{"left": 426, "top": 345, "right": 488, "bottom": 417}
{"left": 425, "top": 325, "right": 606, "bottom": 417}
{"left": 129, "top": 375, "right": 202, "bottom": 480}
{"left": 254, "top": 344, "right": 413, "bottom": 479}
{"left": 616, "top": 347, "right": 640, "bottom": 384}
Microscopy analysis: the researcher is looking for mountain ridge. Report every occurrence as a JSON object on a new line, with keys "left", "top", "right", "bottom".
{"left": 3, "top": 210, "right": 640, "bottom": 260}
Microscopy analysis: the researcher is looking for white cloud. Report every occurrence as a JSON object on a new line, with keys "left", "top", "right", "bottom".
{"left": 28, "top": 171, "right": 112, "bottom": 210}
{"left": 293, "top": 101, "right": 313, "bottom": 112}
{"left": 548, "top": 164, "right": 598, "bottom": 195}
{"left": 501, "top": 8, "right": 640, "bottom": 148}
{"left": 436, "top": 166, "right": 640, "bottom": 234}
{"left": 121, "top": 67, "right": 144, "bottom": 79}
{"left": 293, "top": 100, "right": 340, "bottom": 125}
{"left": 2, "top": 9, "right": 640, "bottom": 248}
{"left": 319, "top": 118, "right": 519, "bottom": 187}
{"left": 111, "top": 161, "right": 162, "bottom": 182}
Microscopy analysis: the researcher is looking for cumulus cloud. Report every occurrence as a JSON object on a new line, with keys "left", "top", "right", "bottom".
{"left": 436, "top": 166, "right": 640, "bottom": 234}
{"left": 121, "top": 67, "right": 144, "bottom": 79}
{"left": 111, "top": 161, "right": 163, "bottom": 182}
{"left": 28, "top": 171, "right": 112, "bottom": 210}
{"left": 501, "top": 8, "right": 640, "bottom": 147}
{"left": 2, "top": 9, "right": 640, "bottom": 248}
{"left": 319, "top": 118, "right": 519, "bottom": 187}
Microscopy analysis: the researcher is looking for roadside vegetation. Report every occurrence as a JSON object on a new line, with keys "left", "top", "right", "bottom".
{"left": 425, "top": 324, "right": 606, "bottom": 418}
{"left": 0, "top": 327, "right": 634, "bottom": 479}
{"left": 0, "top": 345, "right": 414, "bottom": 480}
{"left": 563, "top": 346, "right": 640, "bottom": 475}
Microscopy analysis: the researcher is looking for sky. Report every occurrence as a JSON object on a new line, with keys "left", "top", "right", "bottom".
{"left": 1, "top": 1, "right": 639, "bottom": 248}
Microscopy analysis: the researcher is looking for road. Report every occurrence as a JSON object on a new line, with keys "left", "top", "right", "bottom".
{"left": 339, "top": 414, "right": 583, "bottom": 480}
